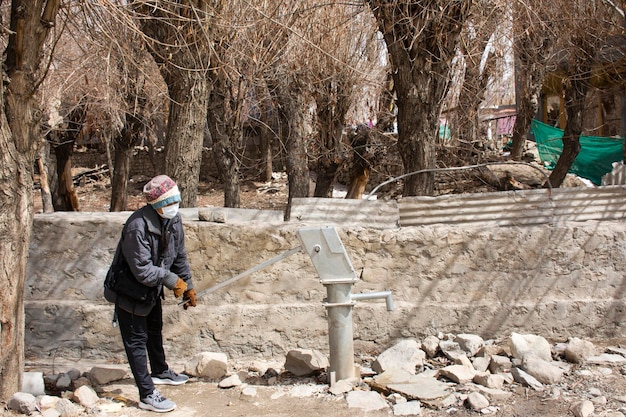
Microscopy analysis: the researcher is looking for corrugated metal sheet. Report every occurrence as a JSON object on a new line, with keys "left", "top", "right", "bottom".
{"left": 290, "top": 197, "right": 399, "bottom": 229}
{"left": 398, "top": 185, "right": 626, "bottom": 227}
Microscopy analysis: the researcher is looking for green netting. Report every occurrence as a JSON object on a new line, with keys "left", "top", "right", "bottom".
{"left": 531, "top": 119, "right": 625, "bottom": 185}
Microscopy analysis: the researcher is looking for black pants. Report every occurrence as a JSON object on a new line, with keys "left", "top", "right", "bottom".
{"left": 116, "top": 300, "right": 169, "bottom": 398}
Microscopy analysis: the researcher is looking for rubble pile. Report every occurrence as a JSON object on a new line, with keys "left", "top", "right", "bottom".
{"left": 5, "top": 332, "right": 626, "bottom": 417}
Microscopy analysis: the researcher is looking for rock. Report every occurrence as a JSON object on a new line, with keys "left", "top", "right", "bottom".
{"left": 607, "top": 346, "right": 626, "bottom": 357}
{"left": 509, "top": 333, "right": 552, "bottom": 362}
{"left": 241, "top": 386, "right": 257, "bottom": 399}
{"left": 88, "top": 365, "right": 128, "bottom": 385}
{"left": 456, "top": 334, "right": 484, "bottom": 357}
{"left": 22, "top": 371, "right": 45, "bottom": 396}
{"left": 7, "top": 392, "right": 38, "bottom": 414}
{"left": 387, "top": 392, "right": 406, "bottom": 405}
{"left": 521, "top": 356, "right": 563, "bottom": 384}
{"left": 329, "top": 378, "right": 354, "bottom": 395}
{"left": 473, "top": 385, "right": 513, "bottom": 402}
{"left": 570, "top": 400, "right": 594, "bottom": 417}
{"left": 42, "top": 409, "right": 61, "bottom": 417}
{"left": 466, "top": 392, "right": 490, "bottom": 411}
{"left": 67, "top": 368, "right": 82, "bottom": 381}
{"left": 454, "top": 354, "right": 474, "bottom": 368}
{"left": 38, "top": 395, "right": 60, "bottom": 410}
{"left": 439, "top": 365, "right": 476, "bottom": 384}
{"left": 472, "top": 356, "right": 491, "bottom": 373}
{"left": 346, "top": 390, "right": 389, "bottom": 411}
{"left": 218, "top": 374, "right": 242, "bottom": 388}
{"left": 510, "top": 367, "right": 543, "bottom": 391}
{"left": 587, "top": 354, "right": 626, "bottom": 365}
{"left": 564, "top": 337, "right": 597, "bottom": 364}
{"left": 284, "top": 349, "right": 329, "bottom": 376}
{"left": 439, "top": 340, "right": 465, "bottom": 361}
{"left": 56, "top": 373, "right": 72, "bottom": 390}
{"left": 473, "top": 373, "right": 505, "bottom": 389}
{"left": 55, "top": 398, "right": 81, "bottom": 417}
{"left": 373, "top": 339, "right": 425, "bottom": 375}
{"left": 72, "top": 385, "right": 100, "bottom": 408}
{"left": 373, "top": 369, "right": 452, "bottom": 401}
{"left": 421, "top": 335, "right": 440, "bottom": 358}
{"left": 387, "top": 379, "right": 452, "bottom": 401}
{"left": 185, "top": 352, "right": 229, "bottom": 379}
{"left": 489, "top": 355, "right": 512, "bottom": 374}
{"left": 477, "top": 344, "right": 503, "bottom": 357}
{"left": 393, "top": 400, "right": 422, "bottom": 416}
{"left": 72, "top": 376, "right": 91, "bottom": 390}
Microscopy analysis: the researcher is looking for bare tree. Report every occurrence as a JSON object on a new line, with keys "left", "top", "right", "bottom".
{"left": 455, "top": 0, "right": 502, "bottom": 162}
{"left": 545, "top": 1, "right": 623, "bottom": 187}
{"left": 205, "top": 1, "right": 274, "bottom": 208}
{"left": 79, "top": 1, "right": 167, "bottom": 211}
{"left": 131, "top": 1, "right": 212, "bottom": 208}
{"left": 367, "top": 0, "right": 473, "bottom": 196}
{"left": 0, "top": 0, "right": 60, "bottom": 399}
{"left": 304, "top": 3, "right": 384, "bottom": 198}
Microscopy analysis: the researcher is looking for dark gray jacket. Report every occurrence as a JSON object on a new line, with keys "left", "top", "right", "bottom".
{"left": 105, "top": 205, "right": 193, "bottom": 315}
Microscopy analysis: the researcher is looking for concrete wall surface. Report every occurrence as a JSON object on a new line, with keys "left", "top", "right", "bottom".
{"left": 25, "top": 211, "right": 626, "bottom": 364}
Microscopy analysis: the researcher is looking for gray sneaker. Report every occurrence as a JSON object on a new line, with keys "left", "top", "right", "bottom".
{"left": 139, "top": 389, "right": 176, "bottom": 413}
{"left": 152, "top": 368, "right": 189, "bottom": 386}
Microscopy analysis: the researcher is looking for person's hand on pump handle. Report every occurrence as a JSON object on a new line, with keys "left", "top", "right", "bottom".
{"left": 183, "top": 289, "right": 197, "bottom": 310}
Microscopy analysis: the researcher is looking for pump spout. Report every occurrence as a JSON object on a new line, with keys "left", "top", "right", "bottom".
{"left": 351, "top": 290, "right": 394, "bottom": 311}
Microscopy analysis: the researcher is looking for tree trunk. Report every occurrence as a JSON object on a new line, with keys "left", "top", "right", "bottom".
{"left": 110, "top": 136, "right": 133, "bottom": 212}
{"left": 546, "top": 74, "right": 588, "bottom": 188}
{"left": 312, "top": 81, "right": 350, "bottom": 198}
{"left": 346, "top": 125, "right": 372, "bottom": 199}
{"left": 368, "top": 0, "right": 472, "bottom": 196}
{"left": 0, "top": 0, "right": 60, "bottom": 400}
{"left": 162, "top": 74, "right": 209, "bottom": 208}
{"left": 256, "top": 83, "right": 274, "bottom": 183}
{"left": 278, "top": 89, "right": 310, "bottom": 220}
{"left": 53, "top": 141, "right": 79, "bottom": 211}
{"left": 52, "top": 104, "right": 85, "bottom": 211}
{"left": 258, "top": 122, "right": 273, "bottom": 182}
{"left": 457, "top": 47, "right": 494, "bottom": 162}
{"left": 110, "top": 109, "right": 144, "bottom": 212}
{"left": 0, "top": 115, "right": 30, "bottom": 402}
{"left": 396, "top": 99, "right": 438, "bottom": 195}
{"left": 134, "top": 2, "right": 212, "bottom": 208}
{"left": 37, "top": 142, "right": 54, "bottom": 213}
{"left": 375, "top": 73, "right": 396, "bottom": 133}
{"left": 510, "top": 57, "right": 547, "bottom": 160}
{"left": 207, "top": 74, "right": 247, "bottom": 208}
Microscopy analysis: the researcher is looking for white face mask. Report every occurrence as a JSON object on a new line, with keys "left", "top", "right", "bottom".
{"left": 159, "top": 203, "right": 180, "bottom": 219}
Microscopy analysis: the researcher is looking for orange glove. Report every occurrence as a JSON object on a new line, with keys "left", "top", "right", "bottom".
{"left": 183, "top": 289, "right": 197, "bottom": 310}
{"left": 173, "top": 278, "right": 187, "bottom": 298}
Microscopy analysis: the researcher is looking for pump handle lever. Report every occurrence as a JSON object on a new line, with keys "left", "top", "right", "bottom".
{"left": 180, "top": 246, "right": 302, "bottom": 305}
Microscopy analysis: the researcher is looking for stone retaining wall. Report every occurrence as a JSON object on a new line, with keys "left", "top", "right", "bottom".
{"left": 25, "top": 211, "right": 626, "bottom": 364}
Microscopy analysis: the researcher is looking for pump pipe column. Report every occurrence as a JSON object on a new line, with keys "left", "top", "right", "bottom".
{"left": 323, "top": 278, "right": 358, "bottom": 382}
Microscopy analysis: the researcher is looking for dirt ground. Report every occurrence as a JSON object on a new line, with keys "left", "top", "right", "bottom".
{"left": 6, "top": 344, "right": 626, "bottom": 417}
